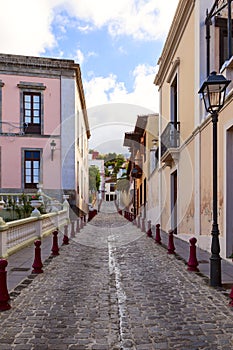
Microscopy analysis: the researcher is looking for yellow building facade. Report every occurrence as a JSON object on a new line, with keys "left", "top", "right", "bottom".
{"left": 154, "top": 0, "right": 233, "bottom": 260}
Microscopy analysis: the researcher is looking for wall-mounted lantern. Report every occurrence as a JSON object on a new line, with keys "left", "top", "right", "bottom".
{"left": 50, "top": 140, "right": 56, "bottom": 161}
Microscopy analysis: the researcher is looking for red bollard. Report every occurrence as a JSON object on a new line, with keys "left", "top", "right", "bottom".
{"left": 88, "top": 211, "right": 94, "bottom": 221}
{"left": 167, "top": 229, "right": 175, "bottom": 254}
{"left": 51, "top": 230, "right": 59, "bottom": 256}
{"left": 0, "top": 259, "right": 11, "bottom": 311}
{"left": 229, "top": 287, "right": 233, "bottom": 306}
{"left": 147, "top": 220, "right": 152, "bottom": 237}
{"left": 137, "top": 216, "right": 140, "bottom": 229}
{"left": 141, "top": 218, "right": 146, "bottom": 232}
{"left": 76, "top": 218, "right": 80, "bottom": 233}
{"left": 187, "top": 237, "right": 199, "bottom": 271}
{"left": 32, "top": 240, "right": 43, "bottom": 273}
{"left": 155, "top": 224, "right": 161, "bottom": 244}
{"left": 70, "top": 221, "right": 75, "bottom": 238}
{"left": 63, "top": 225, "right": 69, "bottom": 245}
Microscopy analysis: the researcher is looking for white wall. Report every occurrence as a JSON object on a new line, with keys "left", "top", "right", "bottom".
{"left": 61, "top": 76, "right": 76, "bottom": 190}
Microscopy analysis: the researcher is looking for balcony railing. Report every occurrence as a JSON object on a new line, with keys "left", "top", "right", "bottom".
{"left": 161, "top": 122, "right": 180, "bottom": 158}
{"left": 0, "top": 208, "right": 69, "bottom": 257}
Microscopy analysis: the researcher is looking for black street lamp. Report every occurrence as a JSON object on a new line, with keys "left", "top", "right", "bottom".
{"left": 199, "top": 71, "right": 231, "bottom": 287}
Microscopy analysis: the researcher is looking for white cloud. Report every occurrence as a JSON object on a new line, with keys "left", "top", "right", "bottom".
{"left": 84, "top": 74, "right": 119, "bottom": 106}
{"left": 87, "top": 51, "right": 98, "bottom": 58}
{"left": 77, "top": 24, "right": 93, "bottom": 33}
{"left": 57, "top": 0, "right": 179, "bottom": 41}
{"left": 0, "top": 0, "right": 178, "bottom": 55}
{"left": 75, "top": 49, "right": 85, "bottom": 65}
{"left": 0, "top": 0, "right": 56, "bottom": 55}
{"left": 84, "top": 63, "right": 160, "bottom": 154}
{"left": 84, "top": 63, "right": 159, "bottom": 112}
{"left": 74, "top": 50, "right": 98, "bottom": 66}
{"left": 87, "top": 103, "right": 155, "bottom": 154}
{"left": 118, "top": 46, "right": 128, "bottom": 55}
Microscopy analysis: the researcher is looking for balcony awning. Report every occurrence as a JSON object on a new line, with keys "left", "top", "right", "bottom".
{"left": 134, "top": 115, "right": 148, "bottom": 136}
{"left": 123, "top": 132, "right": 141, "bottom": 147}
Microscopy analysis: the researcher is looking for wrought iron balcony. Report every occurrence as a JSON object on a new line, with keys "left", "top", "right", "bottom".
{"left": 161, "top": 121, "right": 180, "bottom": 160}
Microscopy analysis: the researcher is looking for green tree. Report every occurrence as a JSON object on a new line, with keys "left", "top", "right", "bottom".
{"left": 104, "top": 153, "right": 126, "bottom": 177}
{"left": 114, "top": 154, "right": 125, "bottom": 174}
{"left": 89, "top": 166, "right": 101, "bottom": 191}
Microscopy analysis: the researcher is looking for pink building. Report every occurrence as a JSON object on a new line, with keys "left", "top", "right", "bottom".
{"left": 0, "top": 53, "right": 90, "bottom": 216}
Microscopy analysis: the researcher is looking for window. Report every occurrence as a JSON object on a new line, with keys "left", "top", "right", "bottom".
{"left": 168, "top": 74, "right": 180, "bottom": 149}
{"left": 171, "top": 75, "right": 178, "bottom": 126}
{"left": 17, "top": 81, "right": 46, "bottom": 135}
{"left": 23, "top": 93, "right": 41, "bottom": 134}
{"left": 24, "top": 150, "right": 40, "bottom": 189}
{"left": 144, "top": 178, "right": 147, "bottom": 204}
{"left": 215, "top": 17, "right": 233, "bottom": 70}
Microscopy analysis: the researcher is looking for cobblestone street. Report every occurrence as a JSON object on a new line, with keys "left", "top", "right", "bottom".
{"left": 1, "top": 201, "right": 233, "bottom": 349}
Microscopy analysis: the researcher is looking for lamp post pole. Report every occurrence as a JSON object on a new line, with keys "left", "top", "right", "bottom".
{"left": 210, "top": 110, "right": 221, "bottom": 287}
{"left": 199, "top": 71, "right": 231, "bottom": 287}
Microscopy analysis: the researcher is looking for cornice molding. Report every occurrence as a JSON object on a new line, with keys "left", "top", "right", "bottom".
{"left": 154, "top": 0, "right": 195, "bottom": 87}
{"left": 0, "top": 53, "right": 76, "bottom": 79}
{"left": 74, "top": 64, "right": 91, "bottom": 139}
{"left": 166, "top": 57, "right": 180, "bottom": 83}
{"left": 17, "top": 82, "right": 46, "bottom": 90}
{"left": 0, "top": 53, "right": 74, "bottom": 70}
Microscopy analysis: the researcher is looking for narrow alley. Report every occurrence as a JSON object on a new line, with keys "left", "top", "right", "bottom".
{"left": 1, "top": 201, "right": 233, "bottom": 350}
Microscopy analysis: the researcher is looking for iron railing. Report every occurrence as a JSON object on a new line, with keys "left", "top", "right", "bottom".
{"left": 161, "top": 122, "right": 180, "bottom": 158}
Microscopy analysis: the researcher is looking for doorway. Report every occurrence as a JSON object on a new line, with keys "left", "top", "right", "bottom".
{"left": 171, "top": 170, "right": 178, "bottom": 234}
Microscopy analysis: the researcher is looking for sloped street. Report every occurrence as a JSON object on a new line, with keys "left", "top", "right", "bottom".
{"left": 1, "top": 201, "right": 233, "bottom": 350}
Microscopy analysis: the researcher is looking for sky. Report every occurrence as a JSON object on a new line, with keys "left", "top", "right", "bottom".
{"left": 0, "top": 0, "right": 179, "bottom": 154}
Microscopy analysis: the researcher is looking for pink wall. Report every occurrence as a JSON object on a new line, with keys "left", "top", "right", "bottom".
{"left": 0, "top": 137, "right": 61, "bottom": 189}
{"left": 0, "top": 75, "right": 61, "bottom": 135}
{"left": 0, "top": 74, "right": 61, "bottom": 190}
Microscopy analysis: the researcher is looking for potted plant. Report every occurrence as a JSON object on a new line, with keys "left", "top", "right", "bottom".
{"left": 30, "top": 194, "right": 43, "bottom": 217}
